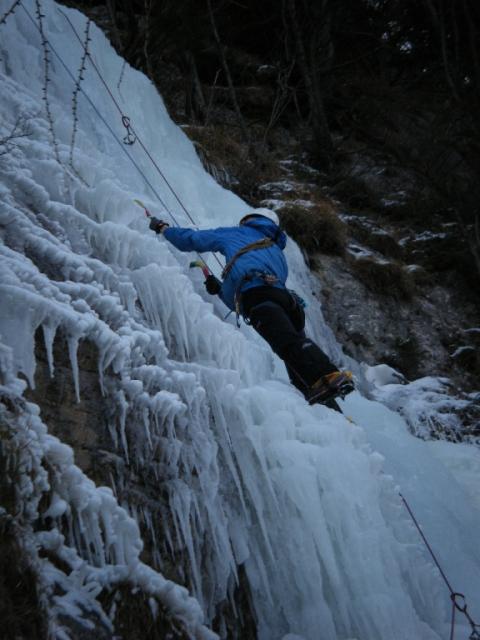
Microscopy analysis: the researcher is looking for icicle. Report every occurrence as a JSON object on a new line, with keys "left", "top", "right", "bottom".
{"left": 42, "top": 322, "right": 58, "bottom": 378}
{"left": 2, "top": 5, "right": 479, "bottom": 638}
{"left": 67, "top": 333, "right": 81, "bottom": 402}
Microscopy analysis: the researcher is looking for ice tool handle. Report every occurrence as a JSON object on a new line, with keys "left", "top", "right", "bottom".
{"left": 189, "top": 260, "right": 211, "bottom": 279}
{"left": 134, "top": 199, "right": 152, "bottom": 218}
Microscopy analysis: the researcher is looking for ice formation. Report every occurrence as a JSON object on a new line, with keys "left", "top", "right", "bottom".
{"left": 1, "top": 1, "right": 479, "bottom": 638}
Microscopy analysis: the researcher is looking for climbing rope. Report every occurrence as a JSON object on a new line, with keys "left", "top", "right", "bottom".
{"left": 20, "top": 4, "right": 177, "bottom": 221}
{"left": 400, "top": 493, "right": 480, "bottom": 640}
{"left": 0, "top": 0, "right": 21, "bottom": 25}
{"left": 58, "top": 9, "right": 213, "bottom": 235}
{"left": 5, "top": 8, "right": 480, "bottom": 633}
{"left": 23, "top": 3, "right": 223, "bottom": 272}
{"left": 116, "top": 60, "right": 127, "bottom": 92}
{"left": 69, "top": 17, "right": 91, "bottom": 173}
{"left": 35, "top": 0, "right": 60, "bottom": 164}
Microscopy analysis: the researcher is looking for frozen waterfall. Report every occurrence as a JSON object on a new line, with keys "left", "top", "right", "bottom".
{"left": 0, "top": 1, "right": 479, "bottom": 638}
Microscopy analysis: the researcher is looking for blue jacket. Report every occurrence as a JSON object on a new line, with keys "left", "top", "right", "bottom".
{"left": 164, "top": 217, "right": 288, "bottom": 310}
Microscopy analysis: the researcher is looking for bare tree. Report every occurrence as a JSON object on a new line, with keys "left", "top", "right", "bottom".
{"left": 206, "top": 0, "right": 250, "bottom": 147}
{"left": 183, "top": 50, "right": 208, "bottom": 123}
{"left": 262, "top": 60, "right": 296, "bottom": 148}
{"left": 0, "top": 117, "right": 31, "bottom": 156}
{"left": 284, "top": 0, "right": 333, "bottom": 167}
{"left": 454, "top": 208, "right": 480, "bottom": 280}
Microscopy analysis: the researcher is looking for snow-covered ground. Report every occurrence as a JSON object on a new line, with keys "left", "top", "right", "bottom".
{"left": 1, "top": 1, "right": 479, "bottom": 638}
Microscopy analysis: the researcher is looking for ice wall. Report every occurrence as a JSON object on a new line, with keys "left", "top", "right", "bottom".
{"left": 1, "top": 1, "right": 479, "bottom": 639}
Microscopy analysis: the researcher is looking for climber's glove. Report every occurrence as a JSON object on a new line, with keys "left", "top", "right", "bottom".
{"left": 149, "top": 216, "right": 169, "bottom": 234}
{"left": 205, "top": 274, "right": 222, "bottom": 295}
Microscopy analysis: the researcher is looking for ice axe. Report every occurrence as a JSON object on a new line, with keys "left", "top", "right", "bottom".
{"left": 135, "top": 199, "right": 169, "bottom": 233}
{"left": 134, "top": 198, "right": 152, "bottom": 218}
{"left": 190, "top": 260, "right": 222, "bottom": 295}
{"left": 189, "top": 260, "right": 211, "bottom": 278}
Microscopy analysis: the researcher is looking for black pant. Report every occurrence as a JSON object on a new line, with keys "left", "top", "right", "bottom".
{"left": 241, "top": 286, "right": 337, "bottom": 394}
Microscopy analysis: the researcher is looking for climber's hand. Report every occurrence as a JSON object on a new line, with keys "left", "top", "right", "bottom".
{"left": 149, "top": 217, "right": 169, "bottom": 234}
{"left": 205, "top": 274, "right": 221, "bottom": 295}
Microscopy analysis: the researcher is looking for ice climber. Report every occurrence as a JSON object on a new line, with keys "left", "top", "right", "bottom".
{"left": 149, "top": 209, "right": 354, "bottom": 405}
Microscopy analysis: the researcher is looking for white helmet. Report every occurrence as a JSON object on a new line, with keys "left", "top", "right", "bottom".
{"left": 240, "top": 207, "right": 279, "bottom": 226}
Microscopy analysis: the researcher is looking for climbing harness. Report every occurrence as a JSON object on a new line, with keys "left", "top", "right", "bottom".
{"left": 8, "top": 12, "right": 480, "bottom": 634}
{"left": 217, "top": 235, "right": 279, "bottom": 326}
{"left": 221, "top": 237, "right": 275, "bottom": 279}
{"left": 289, "top": 289, "right": 307, "bottom": 310}
{"left": 400, "top": 493, "right": 480, "bottom": 640}
{"left": 232, "top": 269, "right": 279, "bottom": 327}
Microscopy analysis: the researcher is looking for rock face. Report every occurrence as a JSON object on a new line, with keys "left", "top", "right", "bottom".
{"left": 60, "top": 0, "right": 480, "bottom": 393}
{"left": 23, "top": 332, "right": 257, "bottom": 639}
{"left": 27, "top": 332, "right": 107, "bottom": 480}
{"left": 1, "top": 4, "right": 477, "bottom": 637}
{"left": 0, "top": 366, "right": 201, "bottom": 640}
{"left": 255, "top": 157, "right": 479, "bottom": 392}
{"left": 316, "top": 253, "right": 480, "bottom": 385}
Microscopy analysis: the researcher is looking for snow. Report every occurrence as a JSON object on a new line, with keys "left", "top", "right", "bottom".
{"left": 260, "top": 197, "right": 316, "bottom": 211}
{"left": 343, "top": 392, "right": 480, "bottom": 635}
{"left": 346, "top": 242, "right": 390, "bottom": 264}
{"left": 450, "top": 345, "right": 475, "bottom": 359}
{"left": 258, "top": 180, "right": 317, "bottom": 196}
{"left": 0, "top": 386, "right": 216, "bottom": 639}
{"left": 406, "top": 263, "right": 423, "bottom": 273}
{"left": 364, "top": 363, "right": 406, "bottom": 386}
{"left": 0, "top": 1, "right": 479, "bottom": 639}
{"left": 399, "top": 230, "right": 449, "bottom": 246}
{"left": 412, "top": 231, "right": 448, "bottom": 242}
{"left": 347, "top": 243, "right": 376, "bottom": 259}
{"left": 278, "top": 158, "right": 321, "bottom": 177}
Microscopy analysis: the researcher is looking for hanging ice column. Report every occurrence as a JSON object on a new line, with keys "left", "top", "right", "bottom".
{"left": 1, "top": 1, "right": 479, "bottom": 639}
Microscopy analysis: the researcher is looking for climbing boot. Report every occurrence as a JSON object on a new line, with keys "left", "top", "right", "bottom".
{"left": 307, "top": 371, "right": 354, "bottom": 405}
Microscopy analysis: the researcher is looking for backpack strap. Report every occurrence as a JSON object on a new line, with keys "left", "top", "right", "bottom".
{"left": 221, "top": 237, "right": 275, "bottom": 280}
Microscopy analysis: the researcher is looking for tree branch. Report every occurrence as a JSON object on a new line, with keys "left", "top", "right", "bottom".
{"left": 206, "top": 0, "right": 250, "bottom": 148}
{"left": 0, "top": 116, "right": 31, "bottom": 156}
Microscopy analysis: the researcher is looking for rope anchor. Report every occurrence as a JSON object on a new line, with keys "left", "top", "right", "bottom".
{"left": 121, "top": 115, "right": 136, "bottom": 145}
{"left": 451, "top": 593, "right": 480, "bottom": 639}
{"left": 400, "top": 494, "right": 480, "bottom": 640}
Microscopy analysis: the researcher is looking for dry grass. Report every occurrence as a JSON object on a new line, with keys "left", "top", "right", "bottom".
{"left": 183, "top": 124, "right": 280, "bottom": 197}
{"left": 186, "top": 124, "right": 245, "bottom": 166}
{"left": 350, "top": 256, "right": 416, "bottom": 300}
{"left": 184, "top": 124, "right": 245, "bottom": 187}
{"left": 279, "top": 201, "right": 347, "bottom": 255}
{"left": 331, "top": 174, "right": 378, "bottom": 211}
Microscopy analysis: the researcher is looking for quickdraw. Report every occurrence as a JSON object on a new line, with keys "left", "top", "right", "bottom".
{"left": 122, "top": 115, "right": 136, "bottom": 145}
